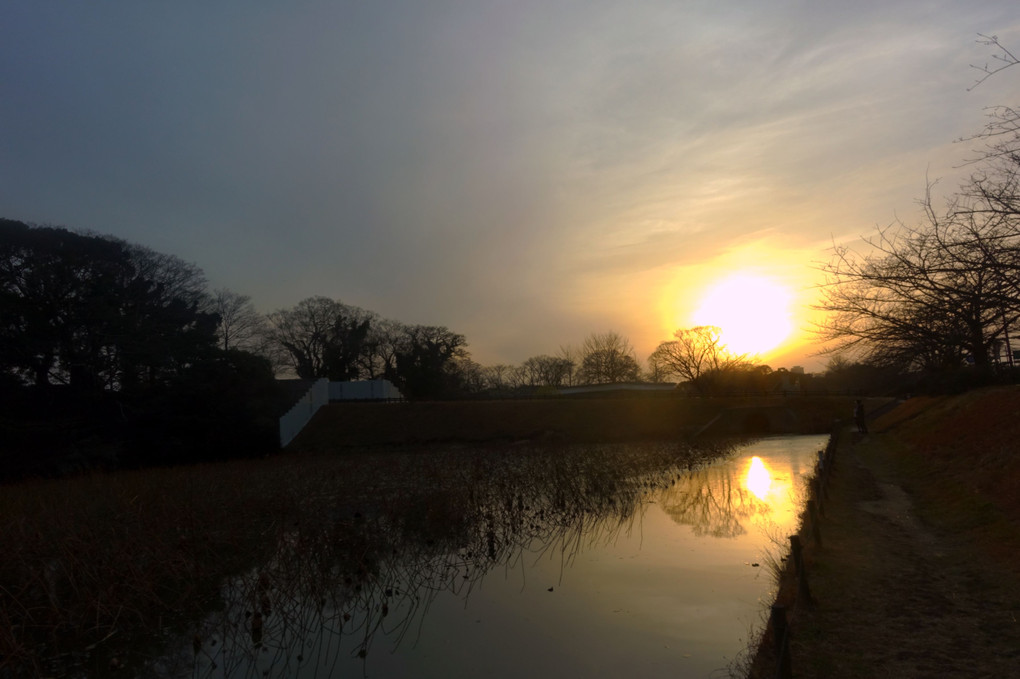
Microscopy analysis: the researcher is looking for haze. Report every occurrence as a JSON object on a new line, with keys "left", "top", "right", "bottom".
{"left": 3, "top": 1, "right": 1018, "bottom": 369}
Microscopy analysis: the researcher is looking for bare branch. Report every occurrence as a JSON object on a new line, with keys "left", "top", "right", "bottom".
{"left": 968, "top": 34, "right": 1019, "bottom": 91}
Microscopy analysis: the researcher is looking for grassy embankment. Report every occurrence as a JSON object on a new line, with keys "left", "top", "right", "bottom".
{"left": 288, "top": 395, "right": 866, "bottom": 450}
{"left": 747, "top": 386, "right": 1020, "bottom": 678}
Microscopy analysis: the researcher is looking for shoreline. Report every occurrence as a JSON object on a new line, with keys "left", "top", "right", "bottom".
{"left": 746, "top": 389, "right": 1020, "bottom": 677}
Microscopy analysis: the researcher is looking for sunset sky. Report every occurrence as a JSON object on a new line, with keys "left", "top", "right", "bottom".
{"left": 3, "top": 2, "right": 1019, "bottom": 371}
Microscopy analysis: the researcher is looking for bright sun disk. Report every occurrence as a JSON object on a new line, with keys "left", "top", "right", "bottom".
{"left": 691, "top": 273, "right": 793, "bottom": 356}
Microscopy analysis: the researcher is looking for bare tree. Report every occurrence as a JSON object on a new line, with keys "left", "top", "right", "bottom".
{"left": 816, "top": 35, "right": 1020, "bottom": 373}
{"left": 211, "top": 288, "right": 267, "bottom": 353}
{"left": 556, "top": 344, "right": 580, "bottom": 386}
{"left": 506, "top": 365, "right": 529, "bottom": 389}
{"left": 816, "top": 180, "right": 1020, "bottom": 370}
{"left": 577, "top": 331, "right": 640, "bottom": 384}
{"left": 968, "top": 34, "right": 1019, "bottom": 91}
{"left": 451, "top": 356, "right": 487, "bottom": 394}
{"left": 649, "top": 326, "right": 745, "bottom": 394}
{"left": 521, "top": 354, "right": 574, "bottom": 387}
{"left": 481, "top": 363, "right": 514, "bottom": 390}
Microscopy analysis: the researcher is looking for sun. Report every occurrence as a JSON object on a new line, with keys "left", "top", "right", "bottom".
{"left": 690, "top": 273, "right": 794, "bottom": 356}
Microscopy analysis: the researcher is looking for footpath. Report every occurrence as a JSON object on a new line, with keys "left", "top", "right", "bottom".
{"left": 749, "top": 391, "right": 1020, "bottom": 678}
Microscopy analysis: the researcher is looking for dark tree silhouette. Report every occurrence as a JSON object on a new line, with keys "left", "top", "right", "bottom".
{"left": 818, "top": 41, "right": 1020, "bottom": 374}
{"left": 390, "top": 325, "right": 467, "bottom": 399}
{"left": 649, "top": 326, "right": 746, "bottom": 394}
{"left": 266, "top": 297, "right": 375, "bottom": 380}
{"left": 0, "top": 219, "right": 280, "bottom": 474}
{"left": 211, "top": 288, "right": 267, "bottom": 353}
{"left": 0, "top": 220, "right": 218, "bottom": 392}
{"left": 577, "top": 331, "right": 639, "bottom": 384}
{"left": 816, "top": 180, "right": 1020, "bottom": 371}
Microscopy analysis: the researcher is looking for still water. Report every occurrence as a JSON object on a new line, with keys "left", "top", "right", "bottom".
{"left": 163, "top": 435, "right": 826, "bottom": 679}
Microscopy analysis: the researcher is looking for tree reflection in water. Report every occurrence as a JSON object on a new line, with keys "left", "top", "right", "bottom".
{"left": 657, "top": 458, "right": 775, "bottom": 539}
{"left": 148, "top": 439, "right": 763, "bottom": 678}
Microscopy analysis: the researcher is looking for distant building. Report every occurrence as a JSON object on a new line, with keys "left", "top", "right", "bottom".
{"left": 791, "top": 366, "right": 805, "bottom": 375}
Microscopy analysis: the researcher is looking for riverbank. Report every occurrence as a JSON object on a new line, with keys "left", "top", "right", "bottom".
{"left": 288, "top": 395, "right": 874, "bottom": 450}
{"left": 748, "top": 386, "right": 1020, "bottom": 677}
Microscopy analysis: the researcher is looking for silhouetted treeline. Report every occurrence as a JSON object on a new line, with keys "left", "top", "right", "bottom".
{"left": 264, "top": 297, "right": 469, "bottom": 399}
{"left": 0, "top": 219, "right": 283, "bottom": 479}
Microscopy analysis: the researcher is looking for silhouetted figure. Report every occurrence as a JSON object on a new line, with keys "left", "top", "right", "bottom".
{"left": 854, "top": 399, "right": 868, "bottom": 434}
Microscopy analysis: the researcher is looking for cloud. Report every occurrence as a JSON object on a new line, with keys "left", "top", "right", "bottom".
{"left": 3, "top": 0, "right": 1020, "bottom": 366}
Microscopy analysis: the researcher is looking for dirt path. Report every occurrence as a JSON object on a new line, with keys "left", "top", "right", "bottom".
{"left": 765, "top": 430, "right": 1020, "bottom": 678}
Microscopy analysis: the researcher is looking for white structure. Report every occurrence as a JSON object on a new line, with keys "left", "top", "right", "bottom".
{"left": 278, "top": 378, "right": 330, "bottom": 447}
{"left": 279, "top": 379, "right": 404, "bottom": 447}
{"left": 329, "top": 379, "right": 403, "bottom": 401}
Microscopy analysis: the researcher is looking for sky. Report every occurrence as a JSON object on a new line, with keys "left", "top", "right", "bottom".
{"left": 3, "top": 1, "right": 1020, "bottom": 372}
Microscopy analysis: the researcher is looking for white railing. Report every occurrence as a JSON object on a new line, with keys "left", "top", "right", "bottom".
{"left": 278, "top": 378, "right": 329, "bottom": 447}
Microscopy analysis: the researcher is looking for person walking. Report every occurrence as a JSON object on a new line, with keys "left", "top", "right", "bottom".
{"left": 854, "top": 399, "right": 868, "bottom": 434}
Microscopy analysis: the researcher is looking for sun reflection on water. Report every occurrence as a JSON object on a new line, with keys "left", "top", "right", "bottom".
{"left": 745, "top": 456, "right": 772, "bottom": 501}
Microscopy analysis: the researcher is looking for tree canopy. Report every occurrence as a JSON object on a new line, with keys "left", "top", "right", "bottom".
{"left": 0, "top": 219, "right": 219, "bottom": 392}
{"left": 648, "top": 326, "right": 747, "bottom": 394}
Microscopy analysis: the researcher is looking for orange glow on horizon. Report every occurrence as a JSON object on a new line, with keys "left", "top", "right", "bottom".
{"left": 651, "top": 240, "right": 829, "bottom": 370}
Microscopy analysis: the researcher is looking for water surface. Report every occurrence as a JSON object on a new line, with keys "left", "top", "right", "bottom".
{"left": 165, "top": 435, "right": 826, "bottom": 678}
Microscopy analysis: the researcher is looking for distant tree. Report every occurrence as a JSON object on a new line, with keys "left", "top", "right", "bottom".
{"left": 389, "top": 325, "right": 468, "bottom": 399}
{"left": 556, "top": 345, "right": 581, "bottom": 386}
{"left": 1, "top": 220, "right": 125, "bottom": 387}
{"left": 357, "top": 316, "right": 403, "bottom": 379}
{"left": 506, "top": 364, "right": 529, "bottom": 389}
{"left": 819, "top": 355, "right": 906, "bottom": 395}
{"left": 521, "top": 354, "right": 575, "bottom": 387}
{"left": 450, "top": 356, "right": 487, "bottom": 394}
{"left": 700, "top": 363, "right": 777, "bottom": 395}
{"left": 577, "top": 331, "right": 640, "bottom": 384}
{"left": 649, "top": 326, "right": 746, "bottom": 394}
{"left": 266, "top": 297, "right": 374, "bottom": 380}
{"left": 211, "top": 288, "right": 267, "bottom": 353}
{"left": 644, "top": 356, "right": 672, "bottom": 384}
{"left": 481, "top": 363, "right": 514, "bottom": 390}
{"left": 129, "top": 349, "right": 283, "bottom": 466}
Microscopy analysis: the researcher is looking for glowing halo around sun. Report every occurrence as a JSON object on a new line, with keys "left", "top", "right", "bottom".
{"left": 690, "top": 273, "right": 794, "bottom": 356}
